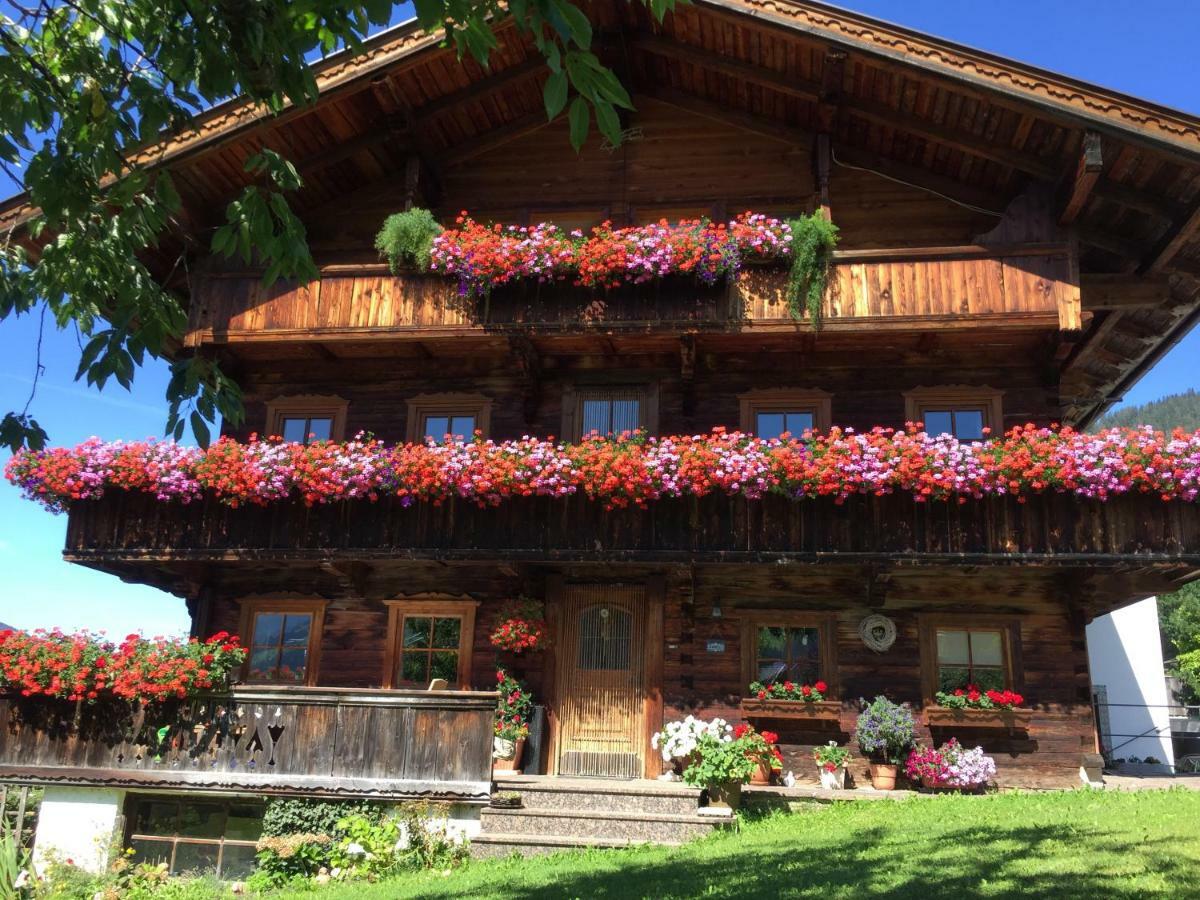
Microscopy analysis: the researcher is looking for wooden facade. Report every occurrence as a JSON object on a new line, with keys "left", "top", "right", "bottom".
{"left": 5, "top": 0, "right": 1200, "bottom": 795}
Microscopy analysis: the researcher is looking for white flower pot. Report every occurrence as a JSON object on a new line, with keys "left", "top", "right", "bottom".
{"left": 818, "top": 766, "right": 845, "bottom": 790}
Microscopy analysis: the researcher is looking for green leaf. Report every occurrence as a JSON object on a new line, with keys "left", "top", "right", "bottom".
{"left": 190, "top": 411, "right": 211, "bottom": 448}
{"left": 543, "top": 70, "right": 569, "bottom": 120}
{"left": 568, "top": 96, "right": 589, "bottom": 152}
{"left": 594, "top": 100, "right": 622, "bottom": 147}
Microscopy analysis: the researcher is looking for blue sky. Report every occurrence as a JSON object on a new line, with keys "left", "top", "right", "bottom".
{"left": 1, "top": 0, "right": 1199, "bottom": 637}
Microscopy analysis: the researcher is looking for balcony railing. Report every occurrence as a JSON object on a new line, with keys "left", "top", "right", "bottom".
{"left": 0, "top": 686, "right": 497, "bottom": 801}
{"left": 63, "top": 491, "right": 1200, "bottom": 565}
{"left": 183, "top": 242, "right": 1080, "bottom": 346}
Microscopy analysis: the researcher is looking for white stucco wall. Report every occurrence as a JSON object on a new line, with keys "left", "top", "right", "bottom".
{"left": 1086, "top": 597, "right": 1175, "bottom": 769}
{"left": 32, "top": 786, "right": 124, "bottom": 874}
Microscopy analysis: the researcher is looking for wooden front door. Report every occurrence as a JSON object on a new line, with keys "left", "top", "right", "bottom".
{"left": 554, "top": 584, "right": 649, "bottom": 778}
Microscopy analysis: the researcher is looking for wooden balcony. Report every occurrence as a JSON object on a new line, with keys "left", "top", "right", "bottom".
{"left": 0, "top": 686, "right": 497, "bottom": 801}
{"left": 63, "top": 490, "right": 1199, "bottom": 574}
{"left": 184, "top": 243, "right": 1081, "bottom": 348}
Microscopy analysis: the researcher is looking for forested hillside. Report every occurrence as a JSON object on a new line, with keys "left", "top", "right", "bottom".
{"left": 1095, "top": 389, "right": 1200, "bottom": 432}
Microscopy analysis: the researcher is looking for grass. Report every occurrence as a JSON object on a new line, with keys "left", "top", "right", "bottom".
{"left": 268, "top": 789, "right": 1200, "bottom": 899}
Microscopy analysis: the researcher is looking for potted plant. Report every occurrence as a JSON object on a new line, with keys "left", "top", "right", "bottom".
{"left": 493, "top": 668, "right": 532, "bottom": 772}
{"left": 682, "top": 730, "right": 758, "bottom": 810}
{"left": 489, "top": 597, "right": 550, "bottom": 655}
{"left": 854, "top": 696, "right": 916, "bottom": 790}
{"left": 813, "top": 741, "right": 850, "bottom": 790}
{"left": 651, "top": 716, "right": 732, "bottom": 777}
{"left": 733, "top": 723, "right": 782, "bottom": 785}
{"left": 905, "top": 739, "right": 996, "bottom": 791}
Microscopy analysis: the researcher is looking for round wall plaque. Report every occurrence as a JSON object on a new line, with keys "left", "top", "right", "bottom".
{"left": 859, "top": 614, "right": 897, "bottom": 653}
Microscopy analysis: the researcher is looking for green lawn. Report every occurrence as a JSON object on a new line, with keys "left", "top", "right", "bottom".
{"left": 269, "top": 789, "right": 1200, "bottom": 899}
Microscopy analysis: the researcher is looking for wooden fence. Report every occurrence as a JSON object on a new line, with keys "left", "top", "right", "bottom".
{"left": 0, "top": 687, "right": 497, "bottom": 802}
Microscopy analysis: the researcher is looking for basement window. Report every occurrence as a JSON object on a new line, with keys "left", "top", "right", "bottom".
{"left": 125, "top": 797, "right": 263, "bottom": 879}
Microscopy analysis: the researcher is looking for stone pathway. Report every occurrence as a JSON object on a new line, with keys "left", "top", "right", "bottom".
{"left": 1102, "top": 773, "right": 1200, "bottom": 791}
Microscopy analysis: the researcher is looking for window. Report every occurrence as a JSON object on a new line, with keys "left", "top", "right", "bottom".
{"left": 125, "top": 797, "right": 263, "bottom": 879}
{"left": 405, "top": 394, "right": 492, "bottom": 443}
{"left": 563, "top": 385, "right": 658, "bottom": 441}
{"left": 739, "top": 612, "right": 837, "bottom": 695}
{"left": 919, "top": 615, "right": 1022, "bottom": 700}
{"left": 904, "top": 387, "right": 1003, "bottom": 441}
{"left": 384, "top": 598, "right": 478, "bottom": 689}
{"left": 237, "top": 599, "right": 327, "bottom": 686}
{"left": 935, "top": 628, "right": 1006, "bottom": 692}
{"left": 265, "top": 396, "right": 347, "bottom": 444}
{"left": 739, "top": 390, "right": 832, "bottom": 437}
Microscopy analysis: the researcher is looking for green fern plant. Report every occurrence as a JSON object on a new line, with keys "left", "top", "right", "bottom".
{"left": 784, "top": 212, "right": 839, "bottom": 325}
{"left": 375, "top": 208, "right": 442, "bottom": 272}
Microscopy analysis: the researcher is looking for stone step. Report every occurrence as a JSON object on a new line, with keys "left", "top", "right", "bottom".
{"left": 470, "top": 832, "right": 682, "bottom": 860}
{"left": 492, "top": 777, "right": 702, "bottom": 815}
{"left": 479, "top": 806, "right": 732, "bottom": 843}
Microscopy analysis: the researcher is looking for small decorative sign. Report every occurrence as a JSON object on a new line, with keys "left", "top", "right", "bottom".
{"left": 706, "top": 640, "right": 726, "bottom": 653}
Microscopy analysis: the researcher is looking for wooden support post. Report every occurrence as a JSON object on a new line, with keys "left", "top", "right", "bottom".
{"left": 1058, "top": 131, "right": 1103, "bottom": 225}
{"left": 680, "top": 334, "right": 697, "bottom": 418}
{"left": 403, "top": 154, "right": 421, "bottom": 211}
{"left": 814, "top": 133, "right": 832, "bottom": 220}
{"left": 509, "top": 334, "right": 542, "bottom": 427}
{"left": 187, "top": 585, "right": 215, "bottom": 640}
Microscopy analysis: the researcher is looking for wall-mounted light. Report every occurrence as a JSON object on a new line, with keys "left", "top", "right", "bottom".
{"left": 711, "top": 598, "right": 722, "bottom": 619}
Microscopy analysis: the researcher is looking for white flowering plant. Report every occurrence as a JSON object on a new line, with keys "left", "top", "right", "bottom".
{"left": 650, "top": 716, "right": 733, "bottom": 762}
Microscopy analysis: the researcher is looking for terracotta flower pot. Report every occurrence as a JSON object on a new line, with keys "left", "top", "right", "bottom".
{"left": 750, "top": 761, "right": 773, "bottom": 785}
{"left": 869, "top": 762, "right": 898, "bottom": 790}
{"left": 706, "top": 781, "right": 742, "bottom": 810}
{"left": 493, "top": 737, "right": 525, "bottom": 773}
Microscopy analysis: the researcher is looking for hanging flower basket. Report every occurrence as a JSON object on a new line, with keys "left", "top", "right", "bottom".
{"left": 489, "top": 598, "right": 550, "bottom": 654}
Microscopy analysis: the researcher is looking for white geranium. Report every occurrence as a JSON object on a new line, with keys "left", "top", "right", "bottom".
{"left": 650, "top": 715, "right": 734, "bottom": 761}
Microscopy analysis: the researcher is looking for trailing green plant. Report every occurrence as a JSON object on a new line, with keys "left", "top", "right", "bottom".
{"left": 681, "top": 733, "right": 757, "bottom": 788}
{"left": 251, "top": 833, "right": 335, "bottom": 889}
{"left": 375, "top": 208, "right": 443, "bottom": 273}
{"left": 783, "top": 212, "right": 839, "bottom": 325}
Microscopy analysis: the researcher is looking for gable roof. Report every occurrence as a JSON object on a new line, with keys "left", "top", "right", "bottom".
{"left": 3, "top": 0, "right": 1199, "bottom": 426}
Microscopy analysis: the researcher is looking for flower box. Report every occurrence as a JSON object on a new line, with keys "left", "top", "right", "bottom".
{"left": 739, "top": 699, "right": 842, "bottom": 722}
{"left": 923, "top": 706, "right": 1033, "bottom": 731}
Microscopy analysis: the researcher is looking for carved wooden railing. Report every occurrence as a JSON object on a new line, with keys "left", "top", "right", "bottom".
{"left": 0, "top": 686, "right": 498, "bottom": 801}
{"left": 183, "top": 243, "right": 1080, "bottom": 346}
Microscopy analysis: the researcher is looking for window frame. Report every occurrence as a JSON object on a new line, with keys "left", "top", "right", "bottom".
{"left": 122, "top": 796, "right": 263, "bottom": 881}
{"left": 404, "top": 393, "right": 493, "bottom": 443}
{"left": 561, "top": 382, "right": 659, "bottom": 441}
{"left": 264, "top": 395, "right": 348, "bottom": 444}
{"left": 903, "top": 386, "right": 1003, "bottom": 439}
{"left": 237, "top": 598, "right": 328, "bottom": 687}
{"left": 739, "top": 389, "right": 833, "bottom": 437}
{"left": 738, "top": 611, "right": 839, "bottom": 697}
{"left": 917, "top": 613, "right": 1024, "bottom": 702}
{"left": 383, "top": 596, "right": 479, "bottom": 689}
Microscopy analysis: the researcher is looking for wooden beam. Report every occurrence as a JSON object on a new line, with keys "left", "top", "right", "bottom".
{"left": 1080, "top": 273, "right": 1172, "bottom": 311}
{"left": 1141, "top": 201, "right": 1200, "bottom": 275}
{"left": 816, "top": 49, "right": 847, "bottom": 132}
{"left": 441, "top": 111, "right": 553, "bottom": 165}
{"left": 410, "top": 57, "right": 544, "bottom": 122}
{"left": 643, "top": 86, "right": 813, "bottom": 147}
{"left": 1058, "top": 131, "right": 1103, "bottom": 225}
{"left": 635, "top": 33, "right": 1064, "bottom": 181}
{"left": 1092, "top": 180, "right": 1185, "bottom": 222}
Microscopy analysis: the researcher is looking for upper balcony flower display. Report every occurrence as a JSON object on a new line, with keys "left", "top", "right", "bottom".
{"left": 6, "top": 425, "right": 1200, "bottom": 515}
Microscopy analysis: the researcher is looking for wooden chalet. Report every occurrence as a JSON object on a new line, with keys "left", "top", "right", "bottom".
{"left": 4, "top": 0, "right": 1200, "bottom": 867}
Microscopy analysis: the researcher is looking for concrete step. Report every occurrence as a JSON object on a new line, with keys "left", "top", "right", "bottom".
{"left": 470, "top": 832, "right": 682, "bottom": 860}
{"left": 479, "top": 806, "right": 731, "bottom": 843}
{"left": 492, "top": 777, "right": 702, "bottom": 815}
